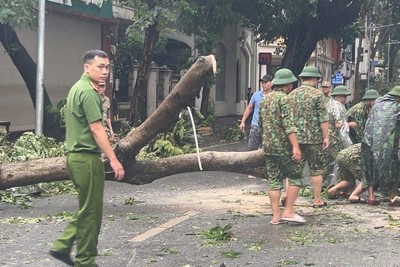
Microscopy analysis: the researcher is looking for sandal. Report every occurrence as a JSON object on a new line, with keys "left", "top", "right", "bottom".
{"left": 270, "top": 220, "right": 281, "bottom": 225}
{"left": 349, "top": 197, "right": 367, "bottom": 204}
{"left": 312, "top": 202, "right": 327, "bottom": 208}
{"left": 280, "top": 214, "right": 307, "bottom": 224}
{"left": 327, "top": 185, "right": 339, "bottom": 199}
{"left": 389, "top": 196, "right": 400, "bottom": 207}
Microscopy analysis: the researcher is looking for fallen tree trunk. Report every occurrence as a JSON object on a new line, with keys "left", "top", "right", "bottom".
{"left": 0, "top": 55, "right": 267, "bottom": 189}
{"left": 0, "top": 150, "right": 265, "bottom": 189}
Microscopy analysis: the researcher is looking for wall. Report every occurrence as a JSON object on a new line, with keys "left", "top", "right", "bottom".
{"left": 0, "top": 12, "right": 101, "bottom": 131}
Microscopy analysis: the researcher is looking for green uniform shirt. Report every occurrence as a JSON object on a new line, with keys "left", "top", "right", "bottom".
{"left": 66, "top": 75, "right": 103, "bottom": 153}
{"left": 259, "top": 89, "right": 297, "bottom": 156}
{"left": 347, "top": 101, "right": 368, "bottom": 143}
{"left": 288, "top": 84, "right": 328, "bottom": 144}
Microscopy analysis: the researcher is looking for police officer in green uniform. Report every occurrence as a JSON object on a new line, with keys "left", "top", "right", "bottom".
{"left": 259, "top": 68, "right": 305, "bottom": 224}
{"left": 288, "top": 66, "right": 330, "bottom": 208}
{"left": 49, "top": 50, "right": 125, "bottom": 267}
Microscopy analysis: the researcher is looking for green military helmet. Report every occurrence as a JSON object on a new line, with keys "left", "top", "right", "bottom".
{"left": 388, "top": 86, "right": 400, "bottom": 96}
{"left": 272, "top": 68, "right": 297, "bottom": 85}
{"left": 298, "top": 66, "right": 322, "bottom": 78}
{"left": 362, "top": 89, "right": 379, "bottom": 100}
{"left": 331, "top": 85, "right": 351, "bottom": 96}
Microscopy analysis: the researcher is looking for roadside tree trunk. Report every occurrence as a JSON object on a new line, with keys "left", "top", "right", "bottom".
{"left": 0, "top": 55, "right": 222, "bottom": 189}
{"left": 128, "top": 2, "right": 160, "bottom": 125}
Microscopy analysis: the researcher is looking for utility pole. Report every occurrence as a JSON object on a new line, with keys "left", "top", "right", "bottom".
{"left": 388, "top": 34, "right": 390, "bottom": 83}
{"left": 35, "top": 0, "right": 45, "bottom": 135}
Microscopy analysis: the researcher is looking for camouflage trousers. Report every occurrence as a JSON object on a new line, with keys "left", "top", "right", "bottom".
{"left": 336, "top": 143, "right": 361, "bottom": 188}
{"left": 265, "top": 154, "right": 304, "bottom": 190}
{"left": 299, "top": 144, "right": 325, "bottom": 177}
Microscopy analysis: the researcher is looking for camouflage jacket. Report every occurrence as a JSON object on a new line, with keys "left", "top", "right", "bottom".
{"left": 323, "top": 95, "right": 330, "bottom": 106}
{"left": 363, "top": 94, "right": 400, "bottom": 187}
{"left": 288, "top": 84, "right": 328, "bottom": 144}
{"left": 259, "top": 89, "right": 297, "bottom": 156}
{"left": 100, "top": 94, "right": 111, "bottom": 123}
{"left": 363, "top": 94, "right": 400, "bottom": 148}
{"left": 326, "top": 98, "right": 348, "bottom": 147}
{"left": 347, "top": 101, "right": 368, "bottom": 143}
{"left": 336, "top": 143, "right": 361, "bottom": 172}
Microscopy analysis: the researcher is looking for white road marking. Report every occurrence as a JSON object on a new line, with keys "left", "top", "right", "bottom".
{"left": 129, "top": 211, "right": 200, "bottom": 242}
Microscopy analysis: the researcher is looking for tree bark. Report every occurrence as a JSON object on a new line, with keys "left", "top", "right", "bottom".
{"left": 0, "top": 55, "right": 218, "bottom": 190}
{"left": 282, "top": 25, "right": 319, "bottom": 76}
{"left": 281, "top": 0, "right": 363, "bottom": 76}
{"left": 128, "top": 1, "right": 160, "bottom": 125}
{"left": 0, "top": 22, "right": 62, "bottom": 139}
{"left": 0, "top": 149, "right": 264, "bottom": 190}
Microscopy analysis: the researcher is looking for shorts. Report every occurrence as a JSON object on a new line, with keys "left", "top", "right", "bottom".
{"left": 266, "top": 154, "right": 304, "bottom": 190}
{"left": 299, "top": 144, "right": 325, "bottom": 176}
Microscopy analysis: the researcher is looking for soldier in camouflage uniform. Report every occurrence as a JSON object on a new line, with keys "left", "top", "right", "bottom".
{"left": 349, "top": 86, "right": 400, "bottom": 205}
{"left": 288, "top": 66, "right": 329, "bottom": 208}
{"left": 95, "top": 82, "right": 115, "bottom": 141}
{"left": 327, "top": 143, "right": 365, "bottom": 202}
{"left": 259, "top": 68, "right": 305, "bottom": 224}
{"left": 347, "top": 89, "right": 379, "bottom": 144}
{"left": 321, "top": 81, "right": 332, "bottom": 106}
{"left": 322, "top": 85, "right": 352, "bottom": 188}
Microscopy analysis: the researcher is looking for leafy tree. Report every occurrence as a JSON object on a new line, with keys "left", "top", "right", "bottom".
{"left": 234, "top": 0, "right": 364, "bottom": 75}
{"left": 119, "top": 0, "right": 178, "bottom": 125}
{"left": 119, "top": 0, "right": 241, "bottom": 122}
{"left": 177, "top": 0, "right": 240, "bottom": 116}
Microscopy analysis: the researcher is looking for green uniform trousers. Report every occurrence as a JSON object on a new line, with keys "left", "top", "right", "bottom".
{"left": 53, "top": 152, "right": 104, "bottom": 267}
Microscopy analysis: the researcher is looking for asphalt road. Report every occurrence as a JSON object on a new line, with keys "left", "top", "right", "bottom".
{"left": 1, "top": 141, "right": 400, "bottom": 267}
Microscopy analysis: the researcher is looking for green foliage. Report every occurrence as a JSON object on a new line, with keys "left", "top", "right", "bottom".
{"left": 0, "top": 131, "right": 69, "bottom": 207}
{"left": 45, "top": 100, "right": 67, "bottom": 127}
{"left": 0, "top": 132, "right": 66, "bottom": 164}
{"left": 235, "top": 0, "right": 363, "bottom": 43}
{"left": 0, "top": 190, "right": 32, "bottom": 209}
{"left": 123, "top": 197, "right": 141, "bottom": 205}
{"left": 218, "top": 124, "right": 245, "bottom": 143}
{"left": 289, "top": 230, "right": 315, "bottom": 245}
{"left": 1, "top": 211, "right": 74, "bottom": 224}
{"left": 0, "top": 0, "right": 37, "bottom": 28}
{"left": 123, "top": 0, "right": 178, "bottom": 32}
{"left": 249, "top": 240, "right": 265, "bottom": 251}
{"left": 220, "top": 250, "right": 241, "bottom": 259}
{"left": 40, "top": 181, "right": 77, "bottom": 196}
{"left": 159, "top": 247, "right": 180, "bottom": 255}
{"left": 178, "top": 0, "right": 241, "bottom": 54}
{"left": 198, "top": 224, "right": 234, "bottom": 241}
{"left": 299, "top": 186, "right": 314, "bottom": 199}
{"left": 136, "top": 113, "right": 197, "bottom": 159}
